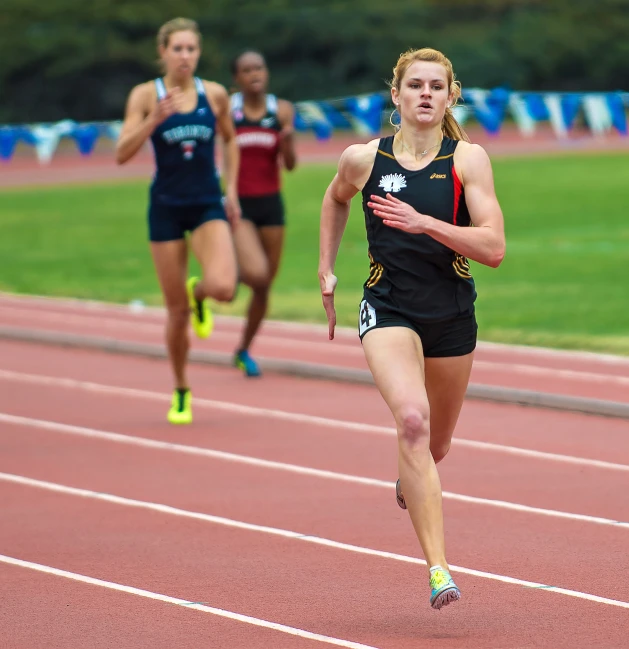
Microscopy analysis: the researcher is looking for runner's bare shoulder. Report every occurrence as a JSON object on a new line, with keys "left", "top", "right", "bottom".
{"left": 338, "top": 138, "right": 380, "bottom": 191}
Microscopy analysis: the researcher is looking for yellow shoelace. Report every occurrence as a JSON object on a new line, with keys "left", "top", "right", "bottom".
{"left": 430, "top": 570, "right": 450, "bottom": 589}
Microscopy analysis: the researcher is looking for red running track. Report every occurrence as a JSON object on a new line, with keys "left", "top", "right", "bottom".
{"left": 2, "top": 292, "right": 629, "bottom": 404}
{"left": 0, "top": 339, "right": 628, "bottom": 648}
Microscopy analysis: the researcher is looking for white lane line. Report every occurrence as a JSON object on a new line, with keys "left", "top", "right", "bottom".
{"left": 2, "top": 472, "right": 628, "bottom": 610}
{"left": 0, "top": 306, "right": 164, "bottom": 334}
{"left": 5, "top": 306, "right": 629, "bottom": 381}
{"left": 477, "top": 339, "right": 629, "bottom": 367}
{"left": 5, "top": 299, "right": 629, "bottom": 375}
{"left": 474, "top": 361, "right": 629, "bottom": 386}
{"left": 1, "top": 414, "right": 627, "bottom": 529}
{"left": 1, "top": 369, "right": 627, "bottom": 472}
{"left": 0, "top": 306, "right": 362, "bottom": 356}
{"left": 0, "top": 295, "right": 361, "bottom": 344}
{"left": 7, "top": 305, "right": 629, "bottom": 379}
{"left": 0, "top": 553, "right": 381, "bottom": 649}
{"left": 3, "top": 291, "right": 629, "bottom": 366}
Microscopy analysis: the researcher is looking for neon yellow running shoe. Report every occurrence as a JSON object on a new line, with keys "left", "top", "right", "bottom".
{"left": 429, "top": 567, "right": 461, "bottom": 610}
{"left": 167, "top": 388, "right": 192, "bottom": 425}
{"left": 186, "top": 276, "right": 213, "bottom": 339}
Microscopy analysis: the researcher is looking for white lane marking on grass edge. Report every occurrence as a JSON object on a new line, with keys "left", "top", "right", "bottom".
{"left": 1, "top": 413, "right": 628, "bottom": 529}
{"left": 0, "top": 553, "right": 381, "bottom": 649}
{"left": 1, "top": 472, "right": 628, "bottom": 610}
{"left": 0, "top": 369, "right": 628, "bottom": 472}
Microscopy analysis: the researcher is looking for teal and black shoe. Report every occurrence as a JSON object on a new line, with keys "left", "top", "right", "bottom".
{"left": 234, "top": 349, "right": 262, "bottom": 377}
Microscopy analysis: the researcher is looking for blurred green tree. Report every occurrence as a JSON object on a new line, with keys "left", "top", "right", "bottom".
{"left": 0, "top": 0, "right": 627, "bottom": 122}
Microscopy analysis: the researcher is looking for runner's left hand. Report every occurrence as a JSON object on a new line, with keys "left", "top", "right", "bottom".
{"left": 368, "top": 193, "right": 430, "bottom": 234}
{"left": 279, "top": 125, "right": 294, "bottom": 140}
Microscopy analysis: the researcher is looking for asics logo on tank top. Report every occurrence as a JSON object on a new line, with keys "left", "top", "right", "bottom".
{"left": 260, "top": 117, "right": 275, "bottom": 128}
{"left": 378, "top": 173, "right": 407, "bottom": 193}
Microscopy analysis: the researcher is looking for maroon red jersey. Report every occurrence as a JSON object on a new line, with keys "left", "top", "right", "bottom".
{"left": 231, "top": 92, "right": 282, "bottom": 197}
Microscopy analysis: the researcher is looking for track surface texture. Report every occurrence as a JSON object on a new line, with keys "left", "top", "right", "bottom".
{"left": 1, "top": 297, "right": 628, "bottom": 648}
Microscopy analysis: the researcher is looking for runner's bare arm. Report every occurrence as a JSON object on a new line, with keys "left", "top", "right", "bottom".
{"left": 319, "top": 141, "right": 377, "bottom": 276}
{"left": 319, "top": 140, "right": 378, "bottom": 339}
{"left": 206, "top": 81, "right": 241, "bottom": 225}
{"left": 277, "top": 99, "right": 297, "bottom": 171}
{"left": 116, "top": 83, "right": 181, "bottom": 165}
{"left": 422, "top": 143, "right": 505, "bottom": 266}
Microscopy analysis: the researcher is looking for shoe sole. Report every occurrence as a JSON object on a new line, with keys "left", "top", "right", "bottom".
{"left": 431, "top": 587, "right": 461, "bottom": 610}
{"left": 167, "top": 416, "right": 192, "bottom": 425}
{"left": 396, "top": 478, "right": 407, "bottom": 510}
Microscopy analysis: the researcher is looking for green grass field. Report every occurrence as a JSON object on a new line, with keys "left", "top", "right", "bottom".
{"left": 2, "top": 151, "right": 629, "bottom": 354}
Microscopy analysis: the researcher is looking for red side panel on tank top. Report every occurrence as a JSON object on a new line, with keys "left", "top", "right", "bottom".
{"left": 452, "top": 165, "right": 462, "bottom": 226}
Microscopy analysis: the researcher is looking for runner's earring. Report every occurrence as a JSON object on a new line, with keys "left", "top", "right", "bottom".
{"left": 389, "top": 108, "right": 401, "bottom": 129}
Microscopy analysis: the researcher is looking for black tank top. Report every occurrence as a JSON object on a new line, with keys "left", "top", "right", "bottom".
{"left": 361, "top": 135, "right": 476, "bottom": 322}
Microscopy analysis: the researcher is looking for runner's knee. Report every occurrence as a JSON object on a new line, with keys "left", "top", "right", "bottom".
{"left": 246, "top": 271, "right": 271, "bottom": 291}
{"left": 396, "top": 405, "right": 430, "bottom": 449}
{"left": 240, "top": 264, "right": 271, "bottom": 291}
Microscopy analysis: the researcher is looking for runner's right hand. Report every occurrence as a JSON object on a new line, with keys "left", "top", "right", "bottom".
{"left": 152, "top": 87, "right": 184, "bottom": 124}
{"left": 319, "top": 272, "right": 338, "bottom": 340}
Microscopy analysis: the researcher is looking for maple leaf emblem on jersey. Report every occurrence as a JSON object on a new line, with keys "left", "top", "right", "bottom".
{"left": 378, "top": 173, "right": 407, "bottom": 193}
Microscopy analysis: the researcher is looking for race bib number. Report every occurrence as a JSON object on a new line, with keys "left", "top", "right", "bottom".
{"left": 359, "top": 300, "right": 377, "bottom": 336}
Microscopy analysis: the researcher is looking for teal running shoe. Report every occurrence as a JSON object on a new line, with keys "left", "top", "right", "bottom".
{"left": 234, "top": 349, "right": 262, "bottom": 377}
{"left": 429, "top": 568, "right": 461, "bottom": 610}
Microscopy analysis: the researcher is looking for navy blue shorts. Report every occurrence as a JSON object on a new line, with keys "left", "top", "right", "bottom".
{"left": 358, "top": 298, "right": 477, "bottom": 358}
{"left": 148, "top": 202, "right": 227, "bottom": 242}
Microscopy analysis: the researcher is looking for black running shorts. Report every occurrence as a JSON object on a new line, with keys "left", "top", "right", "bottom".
{"left": 358, "top": 298, "right": 477, "bottom": 358}
{"left": 148, "top": 202, "right": 227, "bottom": 242}
{"left": 240, "top": 193, "right": 285, "bottom": 228}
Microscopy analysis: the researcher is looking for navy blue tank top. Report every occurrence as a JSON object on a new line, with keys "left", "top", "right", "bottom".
{"left": 150, "top": 77, "right": 222, "bottom": 206}
{"left": 361, "top": 135, "right": 477, "bottom": 322}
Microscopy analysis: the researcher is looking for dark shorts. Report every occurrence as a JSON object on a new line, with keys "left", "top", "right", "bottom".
{"left": 358, "top": 298, "right": 477, "bottom": 357}
{"left": 148, "top": 202, "right": 227, "bottom": 242}
{"left": 240, "top": 193, "right": 285, "bottom": 228}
